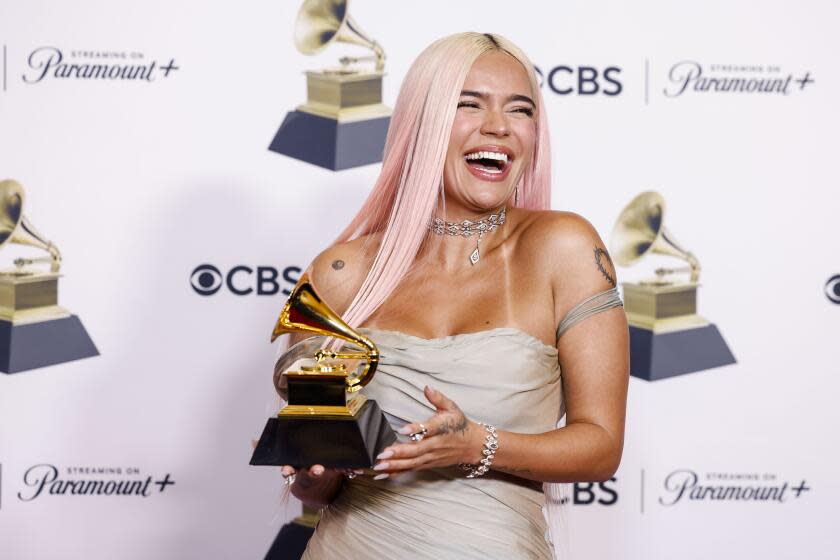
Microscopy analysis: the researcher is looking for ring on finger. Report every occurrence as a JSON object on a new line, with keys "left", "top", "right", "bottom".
{"left": 409, "top": 423, "right": 428, "bottom": 442}
{"left": 283, "top": 473, "right": 296, "bottom": 486}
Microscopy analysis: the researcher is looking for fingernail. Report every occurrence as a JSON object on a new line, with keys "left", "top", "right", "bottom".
{"left": 312, "top": 466, "right": 324, "bottom": 476}
{"left": 376, "top": 450, "right": 394, "bottom": 460}
{"left": 373, "top": 462, "right": 389, "bottom": 471}
{"left": 353, "top": 469, "right": 365, "bottom": 475}
{"left": 426, "top": 385, "right": 437, "bottom": 394}
{"left": 373, "top": 473, "right": 390, "bottom": 480}
{"left": 398, "top": 426, "right": 413, "bottom": 435}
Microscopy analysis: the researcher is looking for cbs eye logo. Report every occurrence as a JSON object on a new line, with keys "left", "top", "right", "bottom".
{"left": 190, "top": 264, "right": 301, "bottom": 296}
{"left": 826, "top": 274, "right": 840, "bottom": 304}
{"left": 191, "top": 264, "right": 224, "bottom": 295}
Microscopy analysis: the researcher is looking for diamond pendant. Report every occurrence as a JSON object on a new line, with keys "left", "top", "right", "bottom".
{"left": 469, "top": 247, "right": 480, "bottom": 265}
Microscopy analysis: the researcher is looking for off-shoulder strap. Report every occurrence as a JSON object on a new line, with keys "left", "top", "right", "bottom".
{"left": 556, "top": 287, "right": 623, "bottom": 340}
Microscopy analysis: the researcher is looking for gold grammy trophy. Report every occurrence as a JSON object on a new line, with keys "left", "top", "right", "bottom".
{"left": 268, "top": 0, "right": 391, "bottom": 171}
{"left": 610, "top": 191, "right": 735, "bottom": 381}
{"left": 0, "top": 179, "right": 97, "bottom": 373}
{"left": 250, "top": 274, "right": 396, "bottom": 468}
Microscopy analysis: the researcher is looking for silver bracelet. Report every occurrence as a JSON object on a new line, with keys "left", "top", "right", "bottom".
{"left": 459, "top": 423, "right": 498, "bottom": 479}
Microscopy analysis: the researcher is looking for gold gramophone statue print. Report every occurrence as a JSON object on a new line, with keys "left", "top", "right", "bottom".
{"left": 610, "top": 191, "right": 735, "bottom": 381}
{"left": 268, "top": 0, "right": 391, "bottom": 171}
{"left": 250, "top": 274, "right": 396, "bottom": 468}
{"left": 0, "top": 179, "right": 97, "bottom": 373}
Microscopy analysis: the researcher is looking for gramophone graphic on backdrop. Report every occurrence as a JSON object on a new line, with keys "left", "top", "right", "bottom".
{"left": 0, "top": 179, "right": 97, "bottom": 373}
{"left": 610, "top": 191, "right": 735, "bottom": 381}
{"left": 269, "top": 0, "right": 391, "bottom": 171}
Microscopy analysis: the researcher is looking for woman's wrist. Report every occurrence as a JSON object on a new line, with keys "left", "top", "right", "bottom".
{"left": 462, "top": 421, "right": 489, "bottom": 464}
{"left": 459, "top": 423, "right": 500, "bottom": 478}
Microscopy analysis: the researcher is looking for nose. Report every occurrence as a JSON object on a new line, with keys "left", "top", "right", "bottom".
{"left": 480, "top": 107, "right": 510, "bottom": 137}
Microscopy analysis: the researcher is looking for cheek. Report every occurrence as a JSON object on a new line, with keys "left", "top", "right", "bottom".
{"left": 513, "top": 121, "right": 537, "bottom": 166}
{"left": 445, "top": 119, "right": 474, "bottom": 176}
{"left": 448, "top": 116, "right": 473, "bottom": 153}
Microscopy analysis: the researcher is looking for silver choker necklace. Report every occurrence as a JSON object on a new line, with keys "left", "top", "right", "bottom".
{"left": 430, "top": 207, "right": 506, "bottom": 265}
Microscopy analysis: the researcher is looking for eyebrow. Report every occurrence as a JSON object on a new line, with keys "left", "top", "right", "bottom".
{"left": 460, "top": 90, "right": 536, "bottom": 107}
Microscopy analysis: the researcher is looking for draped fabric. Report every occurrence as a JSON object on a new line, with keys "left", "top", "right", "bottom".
{"left": 300, "top": 288, "right": 622, "bottom": 559}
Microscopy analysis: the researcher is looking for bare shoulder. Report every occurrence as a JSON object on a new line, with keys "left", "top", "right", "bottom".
{"left": 515, "top": 209, "right": 618, "bottom": 308}
{"left": 307, "top": 234, "right": 379, "bottom": 316}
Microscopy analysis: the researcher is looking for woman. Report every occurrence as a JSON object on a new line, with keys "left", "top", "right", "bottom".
{"left": 281, "top": 32, "right": 629, "bottom": 559}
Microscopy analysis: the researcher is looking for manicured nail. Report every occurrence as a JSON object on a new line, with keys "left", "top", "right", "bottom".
{"left": 426, "top": 385, "right": 437, "bottom": 394}
{"left": 376, "top": 450, "right": 394, "bottom": 460}
{"left": 312, "top": 466, "right": 324, "bottom": 476}
{"left": 373, "top": 473, "right": 390, "bottom": 480}
{"left": 353, "top": 469, "right": 365, "bottom": 475}
{"left": 373, "top": 462, "right": 389, "bottom": 471}
{"left": 398, "top": 425, "right": 413, "bottom": 435}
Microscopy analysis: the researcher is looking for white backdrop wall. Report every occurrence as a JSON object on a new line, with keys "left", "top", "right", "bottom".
{"left": 0, "top": 1, "right": 837, "bottom": 558}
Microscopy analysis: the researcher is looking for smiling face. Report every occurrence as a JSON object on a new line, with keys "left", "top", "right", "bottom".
{"left": 442, "top": 50, "right": 537, "bottom": 216}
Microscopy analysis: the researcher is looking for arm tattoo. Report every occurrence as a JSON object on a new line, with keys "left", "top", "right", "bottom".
{"left": 593, "top": 247, "right": 616, "bottom": 287}
{"left": 331, "top": 259, "right": 345, "bottom": 271}
{"left": 504, "top": 466, "right": 535, "bottom": 476}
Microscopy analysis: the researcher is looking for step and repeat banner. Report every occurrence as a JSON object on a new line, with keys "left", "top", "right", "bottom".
{"left": 0, "top": 1, "right": 836, "bottom": 558}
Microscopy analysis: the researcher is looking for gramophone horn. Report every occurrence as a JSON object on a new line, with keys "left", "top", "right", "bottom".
{"left": 271, "top": 273, "right": 378, "bottom": 390}
{"left": 293, "top": 0, "right": 385, "bottom": 71}
{"left": 0, "top": 179, "right": 62, "bottom": 273}
{"left": 610, "top": 191, "right": 700, "bottom": 282}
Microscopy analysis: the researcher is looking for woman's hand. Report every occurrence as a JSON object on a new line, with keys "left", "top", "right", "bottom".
{"left": 372, "top": 386, "right": 484, "bottom": 478}
{"left": 281, "top": 464, "right": 346, "bottom": 508}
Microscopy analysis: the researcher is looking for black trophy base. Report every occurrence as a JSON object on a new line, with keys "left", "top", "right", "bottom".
{"left": 263, "top": 521, "right": 314, "bottom": 560}
{"left": 250, "top": 399, "right": 397, "bottom": 469}
{"left": 268, "top": 110, "right": 390, "bottom": 171}
{"left": 629, "top": 323, "right": 736, "bottom": 381}
{"left": 0, "top": 315, "right": 98, "bottom": 374}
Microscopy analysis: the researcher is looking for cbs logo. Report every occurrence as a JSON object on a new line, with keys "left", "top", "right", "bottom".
{"left": 826, "top": 274, "right": 840, "bottom": 304}
{"left": 572, "top": 478, "right": 618, "bottom": 506}
{"left": 534, "top": 65, "right": 623, "bottom": 96}
{"left": 190, "top": 264, "right": 301, "bottom": 296}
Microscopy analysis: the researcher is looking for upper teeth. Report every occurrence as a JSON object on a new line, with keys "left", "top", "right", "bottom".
{"left": 465, "top": 151, "right": 509, "bottom": 163}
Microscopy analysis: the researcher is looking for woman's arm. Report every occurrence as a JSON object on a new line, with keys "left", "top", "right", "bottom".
{"left": 480, "top": 303, "right": 628, "bottom": 482}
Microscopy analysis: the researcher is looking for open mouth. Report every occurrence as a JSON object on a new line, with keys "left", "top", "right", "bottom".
{"left": 463, "top": 150, "right": 512, "bottom": 175}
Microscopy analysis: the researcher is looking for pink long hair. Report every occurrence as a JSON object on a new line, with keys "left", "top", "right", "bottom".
{"left": 335, "top": 32, "right": 552, "bottom": 328}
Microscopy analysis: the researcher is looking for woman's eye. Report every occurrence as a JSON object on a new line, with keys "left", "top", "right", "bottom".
{"left": 457, "top": 101, "right": 479, "bottom": 109}
{"left": 511, "top": 106, "right": 534, "bottom": 117}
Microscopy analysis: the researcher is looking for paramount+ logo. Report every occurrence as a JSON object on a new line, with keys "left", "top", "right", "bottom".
{"left": 190, "top": 264, "right": 301, "bottom": 296}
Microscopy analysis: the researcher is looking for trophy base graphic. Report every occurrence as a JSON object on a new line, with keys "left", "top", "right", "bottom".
{"left": 269, "top": 110, "right": 389, "bottom": 171}
{"left": 269, "top": 71, "right": 390, "bottom": 171}
{"left": 628, "top": 324, "right": 735, "bottom": 381}
{"left": 0, "top": 272, "right": 97, "bottom": 374}
{"left": 250, "top": 399, "right": 397, "bottom": 469}
{"left": 0, "top": 314, "right": 98, "bottom": 374}
{"left": 623, "top": 282, "right": 735, "bottom": 381}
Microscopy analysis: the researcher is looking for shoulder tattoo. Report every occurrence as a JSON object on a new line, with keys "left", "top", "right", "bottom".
{"left": 593, "top": 247, "right": 616, "bottom": 287}
{"left": 331, "top": 259, "right": 345, "bottom": 271}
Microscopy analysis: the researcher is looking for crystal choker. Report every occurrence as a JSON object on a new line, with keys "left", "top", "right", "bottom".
{"left": 430, "top": 208, "right": 506, "bottom": 265}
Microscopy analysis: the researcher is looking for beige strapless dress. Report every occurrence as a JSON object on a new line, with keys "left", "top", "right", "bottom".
{"left": 301, "top": 289, "right": 622, "bottom": 560}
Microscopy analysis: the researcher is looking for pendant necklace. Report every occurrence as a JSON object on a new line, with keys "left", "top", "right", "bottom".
{"left": 430, "top": 208, "right": 506, "bottom": 265}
